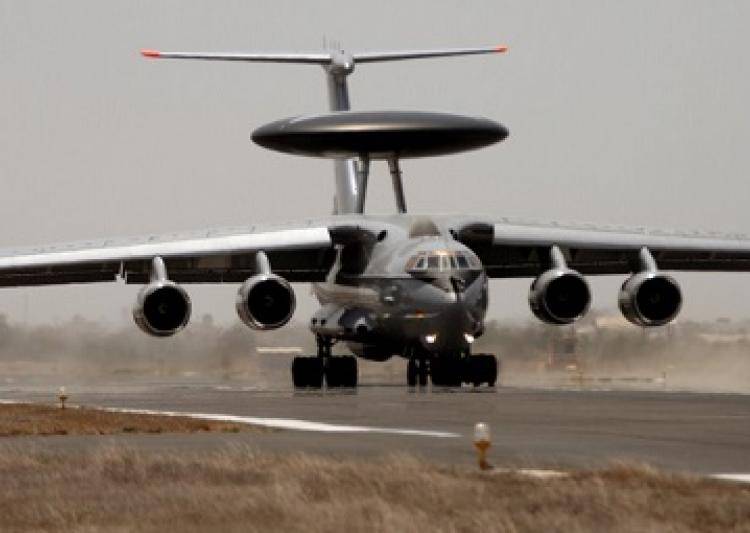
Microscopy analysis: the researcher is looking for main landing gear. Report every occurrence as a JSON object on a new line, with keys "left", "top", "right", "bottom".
{"left": 407, "top": 349, "right": 498, "bottom": 388}
{"left": 292, "top": 336, "right": 358, "bottom": 389}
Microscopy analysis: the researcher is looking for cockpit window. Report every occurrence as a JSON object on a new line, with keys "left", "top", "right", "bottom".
{"left": 407, "top": 251, "right": 480, "bottom": 273}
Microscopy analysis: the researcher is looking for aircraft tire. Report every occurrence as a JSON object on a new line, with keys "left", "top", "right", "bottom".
{"left": 292, "top": 357, "right": 324, "bottom": 389}
{"left": 407, "top": 359, "right": 418, "bottom": 387}
{"left": 418, "top": 360, "right": 429, "bottom": 387}
{"left": 431, "top": 357, "right": 462, "bottom": 387}
{"left": 463, "top": 354, "right": 498, "bottom": 387}
{"left": 326, "top": 356, "right": 358, "bottom": 388}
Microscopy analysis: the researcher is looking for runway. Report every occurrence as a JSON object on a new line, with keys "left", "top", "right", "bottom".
{"left": 2, "top": 383, "right": 750, "bottom": 475}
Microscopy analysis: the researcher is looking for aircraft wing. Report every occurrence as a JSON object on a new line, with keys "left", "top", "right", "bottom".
{"left": 0, "top": 222, "right": 335, "bottom": 287}
{"left": 447, "top": 217, "right": 750, "bottom": 277}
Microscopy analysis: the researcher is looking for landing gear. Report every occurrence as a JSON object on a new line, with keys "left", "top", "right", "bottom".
{"left": 430, "top": 357, "right": 463, "bottom": 387}
{"left": 407, "top": 357, "right": 429, "bottom": 387}
{"left": 291, "top": 336, "right": 358, "bottom": 389}
{"left": 406, "top": 346, "right": 499, "bottom": 388}
{"left": 326, "top": 356, "right": 358, "bottom": 388}
{"left": 462, "top": 354, "right": 498, "bottom": 387}
{"left": 291, "top": 357, "right": 324, "bottom": 388}
{"left": 407, "top": 358, "right": 417, "bottom": 387}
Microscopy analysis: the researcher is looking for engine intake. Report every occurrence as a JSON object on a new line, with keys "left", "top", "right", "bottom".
{"left": 236, "top": 274, "right": 295, "bottom": 330}
{"left": 529, "top": 268, "right": 591, "bottom": 325}
{"left": 529, "top": 246, "right": 591, "bottom": 325}
{"left": 619, "top": 272, "right": 681, "bottom": 327}
{"left": 133, "top": 281, "right": 191, "bottom": 337}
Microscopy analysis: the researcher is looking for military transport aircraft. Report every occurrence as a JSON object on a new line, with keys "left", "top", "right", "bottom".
{"left": 2, "top": 45, "right": 750, "bottom": 388}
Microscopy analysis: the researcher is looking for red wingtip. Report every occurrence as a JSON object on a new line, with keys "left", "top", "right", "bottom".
{"left": 494, "top": 45, "right": 509, "bottom": 53}
{"left": 140, "top": 49, "right": 161, "bottom": 58}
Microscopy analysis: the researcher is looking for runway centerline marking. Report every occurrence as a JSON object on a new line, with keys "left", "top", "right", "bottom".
{"left": 102, "top": 406, "right": 460, "bottom": 438}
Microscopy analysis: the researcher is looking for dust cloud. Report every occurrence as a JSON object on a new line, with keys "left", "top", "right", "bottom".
{"left": 475, "top": 312, "right": 750, "bottom": 393}
{"left": 0, "top": 312, "right": 748, "bottom": 393}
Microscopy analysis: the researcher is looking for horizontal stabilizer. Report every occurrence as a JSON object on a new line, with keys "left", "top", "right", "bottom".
{"left": 353, "top": 45, "right": 507, "bottom": 63}
{"left": 140, "top": 49, "right": 330, "bottom": 64}
{"left": 140, "top": 45, "right": 507, "bottom": 66}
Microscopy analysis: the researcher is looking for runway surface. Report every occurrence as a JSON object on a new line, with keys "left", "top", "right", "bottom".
{"left": 2, "top": 383, "right": 750, "bottom": 475}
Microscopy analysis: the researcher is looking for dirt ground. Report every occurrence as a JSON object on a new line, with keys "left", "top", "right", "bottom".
{"left": 0, "top": 445, "right": 747, "bottom": 532}
{"left": 0, "top": 403, "right": 254, "bottom": 436}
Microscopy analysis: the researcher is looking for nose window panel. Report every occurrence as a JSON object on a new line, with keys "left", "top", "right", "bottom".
{"left": 407, "top": 250, "right": 481, "bottom": 274}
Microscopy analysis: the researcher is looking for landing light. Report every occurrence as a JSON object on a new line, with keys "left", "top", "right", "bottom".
{"left": 464, "top": 333, "right": 475, "bottom": 344}
{"left": 424, "top": 333, "right": 438, "bottom": 344}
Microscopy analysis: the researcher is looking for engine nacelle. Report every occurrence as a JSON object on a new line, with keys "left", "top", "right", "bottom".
{"left": 236, "top": 274, "right": 295, "bottom": 330}
{"left": 133, "top": 281, "right": 191, "bottom": 337}
{"left": 618, "top": 272, "right": 682, "bottom": 327}
{"left": 529, "top": 268, "right": 591, "bottom": 325}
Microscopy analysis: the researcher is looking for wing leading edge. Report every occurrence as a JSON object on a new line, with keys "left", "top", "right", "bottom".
{"left": 0, "top": 225, "right": 334, "bottom": 287}
{"left": 451, "top": 218, "right": 750, "bottom": 277}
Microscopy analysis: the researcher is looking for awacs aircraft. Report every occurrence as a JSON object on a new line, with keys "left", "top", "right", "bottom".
{"left": 2, "top": 45, "right": 750, "bottom": 388}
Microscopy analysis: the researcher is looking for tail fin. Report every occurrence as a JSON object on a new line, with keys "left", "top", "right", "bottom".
{"left": 141, "top": 45, "right": 507, "bottom": 214}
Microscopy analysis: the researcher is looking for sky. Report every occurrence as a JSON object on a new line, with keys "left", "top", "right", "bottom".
{"left": 1, "top": 0, "right": 750, "bottom": 327}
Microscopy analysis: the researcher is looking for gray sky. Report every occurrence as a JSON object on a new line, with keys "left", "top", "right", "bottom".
{"left": 1, "top": 0, "right": 750, "bottom": 326}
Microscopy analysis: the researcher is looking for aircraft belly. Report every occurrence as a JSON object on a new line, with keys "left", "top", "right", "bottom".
{"left": 309, "top": 275, "right": 488, "bottom": 358}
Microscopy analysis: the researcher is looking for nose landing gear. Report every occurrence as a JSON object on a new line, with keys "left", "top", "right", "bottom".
{"left": 406, "top": 357, "right": 429, "bottom": 387}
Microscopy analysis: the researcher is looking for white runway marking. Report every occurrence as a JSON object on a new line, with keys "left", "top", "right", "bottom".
{"left": 103, "top": 406, "right": 460, "bottom": 438}
{"left": 488, "top": 468, "right": 569, "bottom": 479}
{"left": 710, "top": 474, "right": 750, "bottom": 484}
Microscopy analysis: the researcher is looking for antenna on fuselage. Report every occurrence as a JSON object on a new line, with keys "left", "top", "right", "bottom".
{"left": 141, "top": 44, "right": 508, "bottom": 214}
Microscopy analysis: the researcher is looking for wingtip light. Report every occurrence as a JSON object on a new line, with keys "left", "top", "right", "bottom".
{"left": 494, "top": 45, "right": 509, "bottom": 53}
{"left": 140, "top": 49, "right": 161, "bottom": 58}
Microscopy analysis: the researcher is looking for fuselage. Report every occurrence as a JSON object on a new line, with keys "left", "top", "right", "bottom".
{"left": 310, "top": 217, "right": 488, "bottom": 360}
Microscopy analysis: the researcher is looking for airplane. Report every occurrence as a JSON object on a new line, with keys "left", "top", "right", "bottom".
{"left": 2, "top": 44, "right": 750, "bottom": 389}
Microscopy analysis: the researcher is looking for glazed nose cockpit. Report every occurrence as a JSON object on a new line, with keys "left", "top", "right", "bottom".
{"left": 405, "top": 250, "right": 481, "bottom": 293}
{"left": 406, "top": 250, "right": 480, "bottom": 274}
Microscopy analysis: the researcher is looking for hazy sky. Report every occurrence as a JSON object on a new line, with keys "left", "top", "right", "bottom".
{"left": 1, "top": 1, "right": 750, "bottom": 327}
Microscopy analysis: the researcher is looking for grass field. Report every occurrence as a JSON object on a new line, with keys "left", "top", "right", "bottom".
{"left": 0, "top": 403, "right": 252, "bottom": 436}
{"left": 0, "top": 403, "right": 748, "bottom": 531}
{"left": 0, "top": 446, "right": 748, "bottom": 532}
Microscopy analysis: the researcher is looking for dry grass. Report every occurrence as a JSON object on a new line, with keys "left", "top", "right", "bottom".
{"left": 0, "top": 404, "right": 253, "bottom": 436}
{"left": 0, "top": 447, "right": 747, "bottom": 532}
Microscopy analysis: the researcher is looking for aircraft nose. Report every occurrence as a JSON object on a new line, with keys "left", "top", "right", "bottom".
{"left": 417, "top": 296, "right": 477, "bottom": 352}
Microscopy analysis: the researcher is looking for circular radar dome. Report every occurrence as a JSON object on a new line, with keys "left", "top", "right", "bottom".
{"left": 251, "top": 111, "right": 508, "bottom": 159}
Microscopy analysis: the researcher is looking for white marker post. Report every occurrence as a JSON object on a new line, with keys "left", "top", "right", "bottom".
{"left": 58, "top": 387, "right": 68, "bottom": 410}
{"left": 474, "top": 422, "right": 492, "bottom": 471}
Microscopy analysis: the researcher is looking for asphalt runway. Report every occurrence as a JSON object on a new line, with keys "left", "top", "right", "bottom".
{"left": 2, "top": 383, "right": 750, "bottom": 475}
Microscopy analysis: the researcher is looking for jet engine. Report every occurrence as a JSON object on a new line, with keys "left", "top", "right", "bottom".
{"left": 528, "top": 245, "right": 591, "bottom": 325}
{"left": 133, "top": 281, "right": 191, "bottom": 337}
{"left": 618, "top": 272, "right": 681, "bottom": 327}
{"left": 236, "top": 274, "right": 296, "bottom": 330}
{"left": 529, "top": 267, "right": 591, "bottom": 325}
